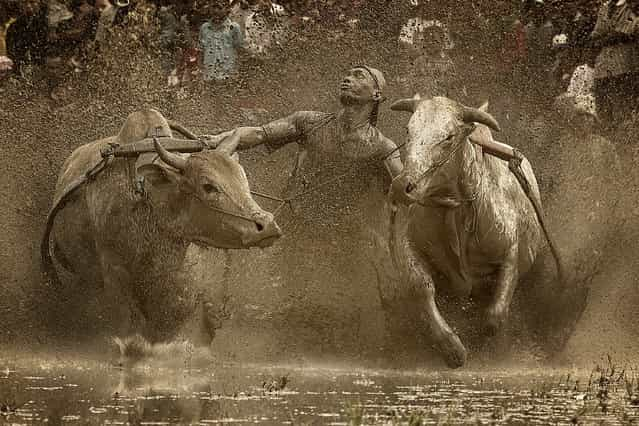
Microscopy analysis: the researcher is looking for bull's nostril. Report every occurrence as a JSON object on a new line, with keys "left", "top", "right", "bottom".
{"left": 405, "top": 183, "right": 415, "bottom": 194}
{"left": 255, "top": 222, "right": 264, "bottom": 232}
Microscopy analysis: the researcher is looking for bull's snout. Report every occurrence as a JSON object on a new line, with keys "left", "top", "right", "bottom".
{"left": 390, "top": 173, "right": 418, "bottom": 206}
{"left": 244, "top": 212, "right": 282, "bottom": 248}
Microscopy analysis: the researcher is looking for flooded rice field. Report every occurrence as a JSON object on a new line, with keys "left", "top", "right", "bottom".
{"left": 1, "top": 354, "right": 639, "bottom": 425}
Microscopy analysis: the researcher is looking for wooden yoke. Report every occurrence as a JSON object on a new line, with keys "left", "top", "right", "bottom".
{"left": 100, "top": 137, "right": 210, "bottom": 158}
{"left": 468, "top": 125, "right": 519, "bottom": 162}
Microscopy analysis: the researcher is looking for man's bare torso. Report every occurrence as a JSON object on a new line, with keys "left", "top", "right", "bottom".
{"left": 263, "top": 110, "right": 392, "bottom": 231}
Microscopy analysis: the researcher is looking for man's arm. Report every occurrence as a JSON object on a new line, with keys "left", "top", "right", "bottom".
{"left": 206, "top": 111, "right": 317, "bottom": 151}
{"left": 379, "top": 135, "right": 403, "bottom": 178}
{"left": 231, "top": 21, "right": 243, "bottom": 48}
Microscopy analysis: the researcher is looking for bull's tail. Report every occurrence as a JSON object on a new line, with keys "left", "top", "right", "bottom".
{"left": 41, "top": 156, "right": 112, "bottom": 287}
{"left": 41, "top": 207, "right": 64, "bottom": 287}
{"left": 388, "top": 203, "right": 401, "bottom": 273}
{"left": 41, "top": 249, "right": 60, "bottom": 286}
{"left": 41, "top": 206, "right": 76, "bottom": 287}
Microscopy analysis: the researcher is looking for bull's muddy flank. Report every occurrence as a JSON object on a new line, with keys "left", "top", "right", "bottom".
{"left": 1, "top": 0, "right": 639, "bottom": 423}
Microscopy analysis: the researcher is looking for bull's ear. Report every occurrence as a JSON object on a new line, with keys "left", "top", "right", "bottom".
{"left": 390, "top": 94, "right": 421, "bottom": 113}
{"left": 137, "top": 163, "right": 184, "bottom": 187}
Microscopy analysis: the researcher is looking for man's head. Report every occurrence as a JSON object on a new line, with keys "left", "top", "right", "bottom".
{"left": 208, "top": 2, "right": 231, "bottom": 23}
{"left": 339, "top": 66, "right": 386, "bottom": 125}
{"left": 247, "top": 0, "right": 272, "bottom": 12}
{"left": 18, "top": 0, "right": 43, "bottom": 17}
{"left": 0, "top": 56, "right": 13, "bottom": 78}
{"left": 339, "top": 66, "right": 386, "bottom": 105}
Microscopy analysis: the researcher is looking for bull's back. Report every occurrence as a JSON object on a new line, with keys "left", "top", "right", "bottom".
{"left": 54, "top": 108, "right": 171, "bottom": 198}
{"left": 49, "top": 108, "right": 173, "bottom": 280}
{"left": 54, "top": 137, "right": 116, "bottom": 197}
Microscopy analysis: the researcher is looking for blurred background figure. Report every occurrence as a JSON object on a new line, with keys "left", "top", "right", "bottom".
{"left": 242, "top": 0, "right": 290, "bottom": 59}
{"left": 591, "top": 0, "right": 639, "bottom": 133}
{"left": 157, "top": 0, "right": 203, "bottom": 86}
{"left": 4, "top": 0, "right": 47, "bottom": 80}
{"left": 0, "top": 14, "right": 16, "bottom": 79}
{"left": 94, "top": 0, "right": 117, "bottom": 43}
{"left": 157, "top": 1, "right": 183, "bottom": 85}
{"left": 198, "top": 1, "right": 243, "bottom": 82}
{"left": 46, "top": 0, "right": 100, "bottom": 99}
{"left": 398, "top": 17, "right": 458, "bottom": 99}
{"left": 554, "top": 63, "right": 598, "bottom": 129}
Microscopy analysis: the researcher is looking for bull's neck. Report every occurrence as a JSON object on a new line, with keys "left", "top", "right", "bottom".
{"left": 133, "top": 196, "right": 191, "bottom": 261}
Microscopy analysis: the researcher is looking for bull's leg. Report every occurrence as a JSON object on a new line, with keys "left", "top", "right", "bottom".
{"left": 98, "top": 251, "right": 145, "bottom": 338}
{"left": 485, "top": 245, "right": 519, "bottom": 335}
{"left": 400, "top": 239, "right": 468, "bottom": 368}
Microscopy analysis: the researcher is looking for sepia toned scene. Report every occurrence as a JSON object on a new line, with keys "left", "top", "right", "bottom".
{"left": 1, "top": 0, "right": 639, "bottom": 423}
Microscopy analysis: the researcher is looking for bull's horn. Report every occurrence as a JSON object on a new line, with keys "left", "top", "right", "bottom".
{"left": 390, "top": 95, "right": 421, "bottom": 113}
{"left": 154, "top": 137, "right": 187, "bottom": 171}
{"left": 461, "top": 106, "right": 501, "bottom": 132}
{"left": 216, "top": 130, "right": 241, "bottom": 155}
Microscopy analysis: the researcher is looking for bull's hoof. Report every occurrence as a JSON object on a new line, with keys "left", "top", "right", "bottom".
{"left": 485, "top": 306, "right": 507, "bottom": 336}
{"left": 437, "top": 333, "right": 467, "bottom": 369}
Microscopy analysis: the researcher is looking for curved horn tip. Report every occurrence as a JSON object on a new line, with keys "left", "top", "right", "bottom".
{"left": 154, "top": 137, "right": 188, "bottom": 170}
{"left": 390, "top": 98, "right": 420, "bottom": 113}
{"left": 462, "top": 106, "right": 502, "bottom": 132}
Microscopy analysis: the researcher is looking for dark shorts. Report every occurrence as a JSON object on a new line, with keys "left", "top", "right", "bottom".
{"left": 594, "top": 73, "right": 639, "bottom": 130}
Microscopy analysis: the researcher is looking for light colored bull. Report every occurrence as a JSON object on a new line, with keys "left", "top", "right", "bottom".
{"left": 388, "top": 96, "right": 544, "bottom": 368}
{"left": 44, "top": 109, "right": 281, "bottom": 345}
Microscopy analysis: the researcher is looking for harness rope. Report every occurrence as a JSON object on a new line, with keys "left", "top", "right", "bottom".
{"left": 408, "top": 129, "right": 481, "bottom": 207}
{"left": 248, "top": 140, "right": 406, "bottom": 224}
{"left": 508, "top": 152, "right": 566, "bottom": 283}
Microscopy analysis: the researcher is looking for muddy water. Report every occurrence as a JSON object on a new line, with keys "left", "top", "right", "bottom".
{"left": 1, "top": 355, "right": 638, "bottom": 425}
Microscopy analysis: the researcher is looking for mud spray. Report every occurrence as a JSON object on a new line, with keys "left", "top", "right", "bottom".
{"left": 0, "top": 1, "right": 637, "bottom": 370}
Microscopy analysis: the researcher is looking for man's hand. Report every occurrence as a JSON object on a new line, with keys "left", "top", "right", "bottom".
{"left": 203, "top": 127, "right": 266, "bottom": 151}
{"left": 0, "top": 55, "right": 13, "bottom": 79}
{"left": 199, "top": 130, "right": 235, "bottom": 149}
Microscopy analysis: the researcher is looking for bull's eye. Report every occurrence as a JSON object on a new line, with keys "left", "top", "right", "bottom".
{"left": 440, "top": 134, "right": 455, "bottom": 145}
{"left": 202, "top": 183, "right": 219, "bottom": 194}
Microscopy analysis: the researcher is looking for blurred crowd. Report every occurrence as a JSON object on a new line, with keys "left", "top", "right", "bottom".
{"left": 0, "top": 0, "right": 363, "bottom": 92}
{"left": 0, "top": 0, "right": 637, "bottom": 130}
{"left": 397, "top": 0, "right": 638, "bottom": 132}
{"left": 503, "top": 0, "right": 639, "bottom": 131}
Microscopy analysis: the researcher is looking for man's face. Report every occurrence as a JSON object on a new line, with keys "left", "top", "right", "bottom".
{"left": 95, "top": 0, "right": 112, "bottom": 12}
{"left": 20, "top": 0, "right": 42, "bottom": 16}
{"left": 0, "top": 56, "right": 13, "bottom": 79}
{"left": 339, "top": 68, "right": 378, "bottom": 105}
{"left": 209, "top": 5, "right": 229, "bottom": 22}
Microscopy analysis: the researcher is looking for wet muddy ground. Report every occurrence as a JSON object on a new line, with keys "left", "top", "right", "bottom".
{"left": 1, "top": 354, "right": 638, "bottom": 425}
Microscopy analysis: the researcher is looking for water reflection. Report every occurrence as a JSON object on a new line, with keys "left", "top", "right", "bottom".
{"left": 0, "top": 355, "right": 638, "bottom": 424}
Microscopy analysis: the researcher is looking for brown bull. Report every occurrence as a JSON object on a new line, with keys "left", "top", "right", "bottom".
{"left": 44, "top": 109, "right": 281, "bottom": 345}
{"left": 388, "top": 96, "right": 544, "bottom": 368}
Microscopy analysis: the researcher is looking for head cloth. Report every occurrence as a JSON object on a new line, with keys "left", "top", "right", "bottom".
{"left": 353, "top": 65, "right": 386, "bottom": 126}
